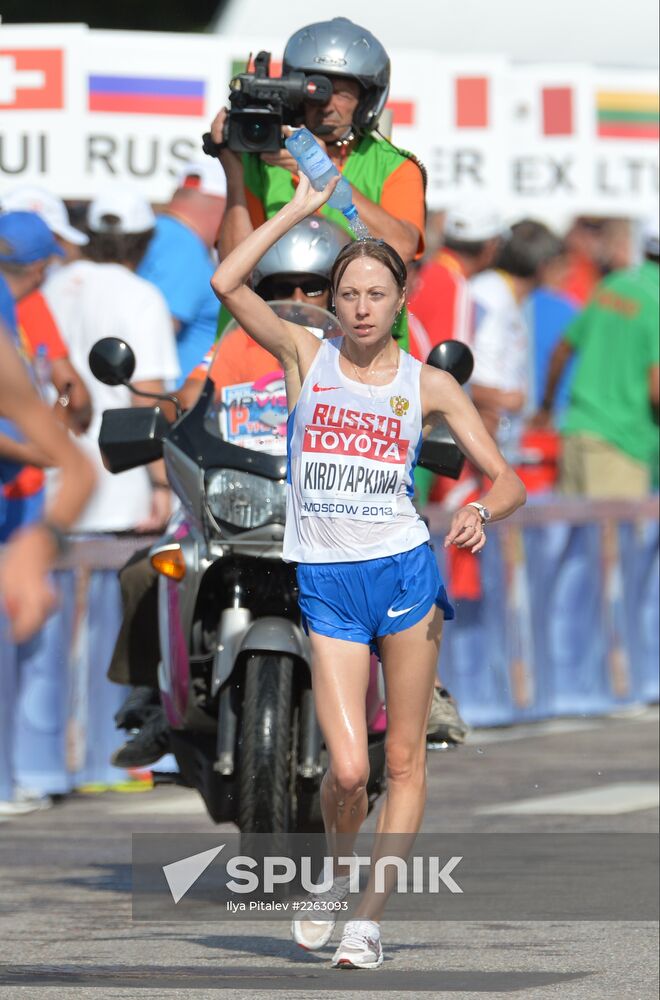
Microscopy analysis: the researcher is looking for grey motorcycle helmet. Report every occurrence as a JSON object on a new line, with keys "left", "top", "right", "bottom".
{"left": 252, "top": 217, "right": 347, "bottom": 295}
{"left": 282, "top": 16, "right": 390, "bottom": 133}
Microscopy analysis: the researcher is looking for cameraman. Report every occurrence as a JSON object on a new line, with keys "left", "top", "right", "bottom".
{"left": 211, "top": 17, "right": 426, "bottom": 345}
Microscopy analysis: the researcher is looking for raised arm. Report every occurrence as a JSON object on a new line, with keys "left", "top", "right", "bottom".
{"left": 209, "top": 110, "right": 256, "bottom": 260}
{"left": 210, "top": 173, "right": 339, "bottom": 368}
{"left": 421, "top": 366, "right": 526, "bottom": 552}
{"left": 0, "top": 327, "right": 95, "bottom": 527}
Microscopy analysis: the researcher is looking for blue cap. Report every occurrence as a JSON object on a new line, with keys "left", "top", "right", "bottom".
{"left": 0, "top": 211, "right": 65, "bottom": 265}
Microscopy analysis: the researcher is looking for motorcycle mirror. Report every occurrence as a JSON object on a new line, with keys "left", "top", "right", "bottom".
{"left": 88, "top": 337, "right": 136, "bottom": 386}
{"left": 426, "top": 340, "right": 474, "bottom": 386}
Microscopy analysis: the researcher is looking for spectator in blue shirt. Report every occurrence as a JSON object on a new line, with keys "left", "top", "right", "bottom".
{"left": 529, "top": 286, "right": 578, "bottom": 417}
{"left": 138, "top": 160, "right": 226, "bottom": 378}
{"left": 0, "top": 212, "right": 65, "bottom": 540}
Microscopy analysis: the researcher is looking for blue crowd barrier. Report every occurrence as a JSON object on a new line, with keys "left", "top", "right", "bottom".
{"left": 0, "top": 499, "right": 658, "bottom": 796}
{"left": 0, "top": 540, "right": 139, "bottom": 799}
{"left": 430, "top": 498, "right": 659, "bottom": 726}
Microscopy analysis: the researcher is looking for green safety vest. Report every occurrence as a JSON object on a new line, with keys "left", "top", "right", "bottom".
{"left": 217, "top": 134, "right": 419, "bottom": 348}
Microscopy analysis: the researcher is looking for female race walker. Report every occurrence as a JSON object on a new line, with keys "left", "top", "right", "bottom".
{"left": 211, "top": 175, "right": 526, "bottom": 970}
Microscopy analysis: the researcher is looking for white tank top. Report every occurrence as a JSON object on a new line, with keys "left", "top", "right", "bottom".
{"left": 283, "top": 337, "right": 430, "bottom": 563}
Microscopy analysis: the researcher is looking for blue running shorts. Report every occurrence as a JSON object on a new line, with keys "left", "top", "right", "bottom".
{"left": 296, "top": 542, "right": 454, "bottom": 652}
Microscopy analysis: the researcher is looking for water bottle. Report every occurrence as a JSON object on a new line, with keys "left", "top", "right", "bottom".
{"left": 285, "top": 128, "right": 358, "bottom": 220}
{"left": 33, "top": 344, "right": 52, "bottom": 400}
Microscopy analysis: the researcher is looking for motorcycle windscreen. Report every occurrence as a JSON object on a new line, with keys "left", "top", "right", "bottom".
{"left": 201, "top": 302, "right": 343, "bottom": 456}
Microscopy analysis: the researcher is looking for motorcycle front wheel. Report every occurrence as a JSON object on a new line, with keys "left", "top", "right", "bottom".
{"left": 239, "top": 653, "right": 294, "bottom": 834}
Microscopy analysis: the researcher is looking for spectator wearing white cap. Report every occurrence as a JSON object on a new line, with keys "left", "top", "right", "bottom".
{"left": 537, "top": 212, "right": 659, "bottom": 497}
{"left": 408, "top": 201, "right": 506, "bottom": 364}
{"left": 138, "top": 158, "right": 226, "bottom": 377}
{"left": 469, "top": 220, "right": 563, "bottom": 450}
{"left": 0, "top": 184, "right": 88, "bottom": 262}
{"left": 0, "top": 185, "right": 92, "bottom": 437}
{"left": 42, "top": 184, "right": 180, "bottom": 532}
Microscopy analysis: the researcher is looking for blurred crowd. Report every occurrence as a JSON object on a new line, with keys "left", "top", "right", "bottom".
{"left": 0, "top": 161, "right": 227, "bottom": 541}
{"left": 410, "top": 207, "right": 659, "bottom": 500}
{"left": 1, "top": 177, "right": 657, "bottom": 547}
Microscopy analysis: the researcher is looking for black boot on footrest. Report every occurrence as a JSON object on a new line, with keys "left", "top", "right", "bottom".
{"left": 114, "top": 686, "right": 160, "bottom": 731}
{"left": 111, "top": 706, "right": 170, "bottom": 768}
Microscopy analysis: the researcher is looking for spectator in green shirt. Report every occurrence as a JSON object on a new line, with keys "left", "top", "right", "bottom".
{"left": 537, "top": 215, "right": 659, "bottom": 497}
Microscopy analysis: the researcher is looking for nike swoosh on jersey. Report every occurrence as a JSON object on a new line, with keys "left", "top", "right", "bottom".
{"left": 312, "top": 383, "right": 340, "bottom": 392}
{"left": 386, "top": 601, "right": 422, "bottom": 618}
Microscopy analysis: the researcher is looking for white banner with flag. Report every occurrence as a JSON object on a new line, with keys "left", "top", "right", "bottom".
{"left": 1, "top": 23, "right": 658, "bottom": 218}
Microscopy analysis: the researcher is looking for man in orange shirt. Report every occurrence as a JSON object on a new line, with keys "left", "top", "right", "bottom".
{"left": 109, "top": 218, "right": 346, "bottom": 766}
{"left": 175, "top": 217, "right": 345, "bottom": 409}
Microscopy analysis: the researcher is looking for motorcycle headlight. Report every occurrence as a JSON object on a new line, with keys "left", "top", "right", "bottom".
{"left": 206, "top": 470, "right": 286, "bottom": 530}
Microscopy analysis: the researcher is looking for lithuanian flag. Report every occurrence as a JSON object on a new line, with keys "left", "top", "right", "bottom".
{"left": 596, "top": 90, "right": 659, "bottom": 140}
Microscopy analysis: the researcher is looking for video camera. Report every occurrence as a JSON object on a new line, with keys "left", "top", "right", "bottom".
{"left": 205, "top": 51, "right": 333, "bottom": 156}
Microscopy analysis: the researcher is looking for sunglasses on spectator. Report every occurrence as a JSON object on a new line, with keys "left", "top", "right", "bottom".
{"left": 257, "top": 277, "right": 330, "bottom": 300}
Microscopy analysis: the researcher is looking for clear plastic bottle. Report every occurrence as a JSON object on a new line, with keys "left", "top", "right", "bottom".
{"left": 285, "top": 127, "right": 358, "bottom": 220}
{"left": 33, "top": 343, "right": 52, "bottom": 400}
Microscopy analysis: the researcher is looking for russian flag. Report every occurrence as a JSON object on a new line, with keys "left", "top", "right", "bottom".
{"left": 88, "top": 74, "right": 205, "bottom": 116}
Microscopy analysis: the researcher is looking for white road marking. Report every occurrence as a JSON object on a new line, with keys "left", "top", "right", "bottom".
{"left": 112, "top": 790, "right": 210, "bottom": 816}
{"left": 467, "top": 706, "right": 658, "bottom": 745}
{"left": 477, "top": 782, "right": 660, "bottom": 816}
{"left": 467, "top": 719, "right": 601, "bottom": 745}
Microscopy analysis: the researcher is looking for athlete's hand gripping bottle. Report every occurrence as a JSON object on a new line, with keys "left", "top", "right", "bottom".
{"left": 285, "top": 128, "right": 358, "bottom": 220}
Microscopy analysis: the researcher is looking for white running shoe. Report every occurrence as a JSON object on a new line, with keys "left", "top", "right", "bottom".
{"left": 0, "top": 789, "right": 52, "bottom": 817}
{"left": 332, "top": 919, "right": 383, "bottom": 969}
{"left": 291, "top": 871, "right": 352, "bottom": 950}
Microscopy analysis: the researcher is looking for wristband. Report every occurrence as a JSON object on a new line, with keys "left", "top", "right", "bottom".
{"left": 150, "top": 482, "right": 170, "bottom": 491}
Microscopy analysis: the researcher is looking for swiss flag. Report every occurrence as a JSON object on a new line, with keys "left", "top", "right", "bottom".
{"left": 0, "top": 49, "right": 64, "bottom": 110}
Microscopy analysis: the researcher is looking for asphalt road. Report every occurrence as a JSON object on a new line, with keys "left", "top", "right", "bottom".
{"left": 0, "top": 708, "right": 657, "bottom": 1000}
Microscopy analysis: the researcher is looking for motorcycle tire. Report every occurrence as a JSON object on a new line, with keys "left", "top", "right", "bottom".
{"left": 295, "top": 687, "right": 326, "bottom": 833}
{"left": 239, "top": 653, "right": 294, "bottom": 834}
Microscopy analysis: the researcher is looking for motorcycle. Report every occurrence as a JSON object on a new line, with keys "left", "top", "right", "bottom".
{"left": 89, "top": 305, "right": 472, "bottom": 835}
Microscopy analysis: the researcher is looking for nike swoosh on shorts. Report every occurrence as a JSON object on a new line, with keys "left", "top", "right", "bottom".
{"left": 386, "top": 601, "right": 422, "bottom": 618}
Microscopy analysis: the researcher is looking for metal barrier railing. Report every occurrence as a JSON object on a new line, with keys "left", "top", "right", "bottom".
{"left": 37, "top": 496, "right": 658, "bottom": 567}
{"left": 1, "top": 497, "right": 657, "bottom": 797}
